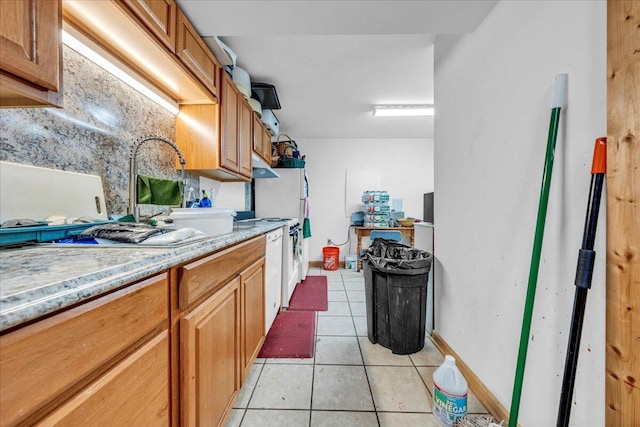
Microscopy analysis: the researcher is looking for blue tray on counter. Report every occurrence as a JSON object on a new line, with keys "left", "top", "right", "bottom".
{"left": 0, "top": 221, "right": 111, "bottom": 247}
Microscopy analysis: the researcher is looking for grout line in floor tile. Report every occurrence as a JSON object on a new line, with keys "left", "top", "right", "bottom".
{"left": 346, "top": 273, "right": 381, "bottom": 427}
{"left": 236, "top": 361, "right": 264, "bottom": 426}
{"left": 308, "top": 311, "right": 318, "bottom": 426}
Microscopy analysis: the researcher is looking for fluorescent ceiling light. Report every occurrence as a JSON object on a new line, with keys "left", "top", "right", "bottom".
{"left": 62, "top": 30, "right": 179, "bottom": 115}
{"left": 373, "top": 105, "right": 434, "bottom": 117}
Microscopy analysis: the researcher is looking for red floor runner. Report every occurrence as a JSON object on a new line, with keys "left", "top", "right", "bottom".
{"left": 287, "top": 275, "right": 328, "bottom": 311}
{"left": 258, "top": 310, "right": 316, "bottom": 358}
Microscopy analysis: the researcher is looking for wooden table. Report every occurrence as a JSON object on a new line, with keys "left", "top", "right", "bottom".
{"left": 354, "top": 226, "right": 415, "bottom": 271}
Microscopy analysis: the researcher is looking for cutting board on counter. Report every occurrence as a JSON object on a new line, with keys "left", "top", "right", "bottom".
{"left": 0, "top": 161, "right": 109, "bottom": 223}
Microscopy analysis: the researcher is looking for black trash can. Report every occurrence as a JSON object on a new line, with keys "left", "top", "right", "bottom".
{"left": 362, "top": 238, "right": 432, "bottom": 355}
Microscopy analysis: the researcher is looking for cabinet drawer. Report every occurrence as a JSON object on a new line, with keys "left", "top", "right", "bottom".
{"left": 178, "top": 236, "right": 265, "bottom": 309}
{"left": 0, "top": 274, "right": 168, "bottom": 426}
{"left": 39, "top": 332, "right": 169, "bottom": 426}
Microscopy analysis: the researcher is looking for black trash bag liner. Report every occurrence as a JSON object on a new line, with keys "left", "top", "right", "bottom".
{"left": 361, "top": 238, "right": 432, "bottom": 273}
{"left": 78, "top": 222, "right": 166, "bottom": 244}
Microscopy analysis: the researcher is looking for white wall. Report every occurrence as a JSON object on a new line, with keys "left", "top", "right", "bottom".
{"left": 199, "top": 177, "right": 246, "bottom": 211}
{"left": 434, "top": 1, "right": 605, "bottom": 426}
{"left": 297, "top": 138, "right": 434, "bottom": 262}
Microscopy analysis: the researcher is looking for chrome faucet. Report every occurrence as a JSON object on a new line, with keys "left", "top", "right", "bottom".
{"left": 128, "top": 135, "right": 187, "bottom": 221}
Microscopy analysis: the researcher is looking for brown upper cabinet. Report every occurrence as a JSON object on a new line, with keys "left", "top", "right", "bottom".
{"left": 217, "top": 71, "right": 252, "bottom": 180}
{"left": 176, "top": 7, "right": 220, "bottom": 99}
{"left": 120, "top": 0, "right": 177, "bottom": 53}
{"left": 0, "top": 0, "right": 63, "bottom": 107}
{"left": 238, "top": 96, "right": 254, "bottom": 178}
{"left": 63, "top": 0, "right": 217, "bottom": 105}
{"left": 220, "top": 72, "right": 241, "bottom": 174}
{"left": 176, "top": 104, "right": 224, "bottom": 178}
{"left": 263, "top": 124, "right": 273, "bottom": 164}
{"left": 252, "top": 114, "right": 262, "bottom": 160}
{"left": 253, "top": 114, "right": 273, "bottom": 165}
{"left": 253, "top": 114, "right": 263, "bottom": 159}
{"left": 176, "top": 74, "right": 255, "bottom": 181}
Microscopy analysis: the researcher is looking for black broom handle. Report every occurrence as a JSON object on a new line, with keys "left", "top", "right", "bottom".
{"left": 556, "top": 137, "right": 606, "bottom": 427}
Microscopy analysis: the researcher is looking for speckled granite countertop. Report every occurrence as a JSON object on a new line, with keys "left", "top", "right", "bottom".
{"left": 0, "top": 222, "right": 286, "bottom": 332}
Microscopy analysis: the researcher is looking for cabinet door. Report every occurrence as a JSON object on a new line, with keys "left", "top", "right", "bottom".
{"left": 39, "top": 332, "right": 170, "bottom": 427}
{"left": 239, "top": 98, "right": 254, "bottom": 178}
{"left": 252, "top": 118, "right": 272, "bottom": 164}
{"left": 0, "top": 0, "right": 60, "bottom": 91}
{"left": 176, "top": 8, "right": 220, "bottom": 98}
{"left": 176, "top": 104, "right": 220, "bottom": 170}
{"left": 220, "top": 73, "right": 240, "bottom": 174}
{"left": 263, "top": 125, "right": 273, "bottom": 164}
{"left": 121, "top": 0, "right": 177, "bottom": 53}
{"left": 181, "top": 277, "right": 241, "bottom": 427}
{"left": 252, "top": 113, "right": 263, "bottom": 159}
{"left": 241, "top": 259, "right": 266, "bottom": 380}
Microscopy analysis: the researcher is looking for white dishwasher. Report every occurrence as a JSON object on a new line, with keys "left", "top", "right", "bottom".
{"left": 264, "top": 227, "right": 284, "bottom": 334}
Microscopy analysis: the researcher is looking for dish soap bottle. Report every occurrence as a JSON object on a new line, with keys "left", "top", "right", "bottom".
{"left": 432, "top": 355, "right": 468, "bottom": 426}
{"left": 186, "top": 187, "right": 197, "bottom": 208}
{"left": 198, "top": 190, "right": 212, "bottom": 208}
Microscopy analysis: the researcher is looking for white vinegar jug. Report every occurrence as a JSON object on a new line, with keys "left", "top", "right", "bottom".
{"left": 433, "top": 355, "right": 468, "bottom": 426}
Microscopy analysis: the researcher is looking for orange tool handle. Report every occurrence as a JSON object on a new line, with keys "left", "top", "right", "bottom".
{"left": 591, "top": 137, "right": 606, "bottom": 174}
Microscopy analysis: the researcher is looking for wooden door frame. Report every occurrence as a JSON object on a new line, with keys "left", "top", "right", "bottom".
{"left": 606, "top": 1, "right": 639, "bottom": 425}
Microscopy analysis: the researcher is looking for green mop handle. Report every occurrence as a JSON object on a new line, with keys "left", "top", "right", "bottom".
{"left": 509, "top": 74, "right": 567, "bottom": 427}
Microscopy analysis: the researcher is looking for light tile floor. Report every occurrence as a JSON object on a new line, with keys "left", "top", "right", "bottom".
{"left": 226, "top": 267, "right": 489, "bottom": 427}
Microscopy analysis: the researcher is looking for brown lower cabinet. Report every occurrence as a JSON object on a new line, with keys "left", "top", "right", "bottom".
{"left": 241, "top": 259, "right": 266, "bottom": 381}
{"left": 178, "top": 236, "right": 266, "bottom": 427}
{"left": 0, "top": 236, "right": 266, "bottom": 427}
{"left": 0, "top": 274, "right": 169, "bottom": 426}
{"left": 39, "top": 332, "right": 170, "bottom": 427}
{"left": 181, "top": 276, "right": 241, "bottom": 427}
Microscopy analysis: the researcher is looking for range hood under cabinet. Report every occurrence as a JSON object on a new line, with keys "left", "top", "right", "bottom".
{"left": 252, "top": 154, "right": 279, "bottom": 179}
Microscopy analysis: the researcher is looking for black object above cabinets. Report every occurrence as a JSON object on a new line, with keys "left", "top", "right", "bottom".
{"left": 251, "top": 82, "right": 281, "bottom": 110}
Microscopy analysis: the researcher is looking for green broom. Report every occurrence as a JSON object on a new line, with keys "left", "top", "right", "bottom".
{"left": 509, "top": 73, "right": 568, "bottom": 427}
{"left": 438, "top": 76, "right": 568, "bottom": 427}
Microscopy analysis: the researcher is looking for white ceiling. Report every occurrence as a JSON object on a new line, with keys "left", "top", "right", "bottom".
{"left": 176, "top": 1, "right": 497, "bottom": 139}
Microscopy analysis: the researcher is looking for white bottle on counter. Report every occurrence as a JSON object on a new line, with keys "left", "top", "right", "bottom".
{"left": 432, "top": 355, "right": 468, "bottom": 426}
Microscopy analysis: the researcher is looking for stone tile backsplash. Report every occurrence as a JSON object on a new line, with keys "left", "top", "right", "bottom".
{"left": 0, "top": 46, "right": 199, "bottom": 218}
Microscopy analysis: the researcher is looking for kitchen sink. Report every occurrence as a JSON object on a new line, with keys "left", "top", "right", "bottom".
{"left": 233, "top": 218, "right": 290, "bottom": 232}
{"left": 233, "top": 222, "right": 257, "bottom": 231}
{"left": 39, "top": 234, "right": 210, "bottom": 248}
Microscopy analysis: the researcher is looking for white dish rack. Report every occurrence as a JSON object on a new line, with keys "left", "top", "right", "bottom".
{"left": 169, "top": 208, "right": 236, "bottom": 237}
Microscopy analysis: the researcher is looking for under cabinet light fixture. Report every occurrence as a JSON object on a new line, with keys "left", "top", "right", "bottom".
{"left": 62, "top": 29, "right": 180, "bottom": 115}
{"left": 372, "top": 105, "right": 434, "bottom": 117}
